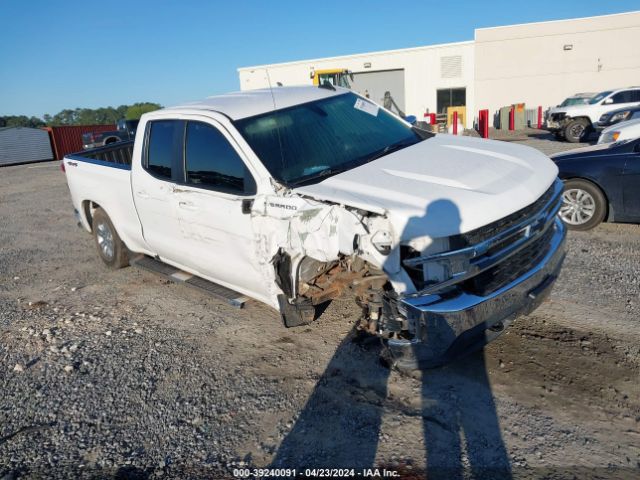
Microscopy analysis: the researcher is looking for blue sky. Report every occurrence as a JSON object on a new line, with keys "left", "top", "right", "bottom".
{"left": 1, "top": 0, "right": 638, "bottom": 117}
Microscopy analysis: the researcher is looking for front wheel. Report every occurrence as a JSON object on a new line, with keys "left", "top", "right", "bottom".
{"left": 564, "top": 119, "right": 590, "bottom": 143}
{"left": 558, "top": 179, "right": 607, "bottom": 230}
{"left": 92, "top": 207, "right": 129, "bottom": 268}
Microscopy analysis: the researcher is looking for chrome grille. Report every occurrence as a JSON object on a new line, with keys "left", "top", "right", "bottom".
{"left": 461, "top": 223, "right": 555, "bottom": 296}
{"left": 402, "top": 179, "right": 563, "bottom": 297}
{"left": 450, "top": 182, "right": 556, "bottom": 248}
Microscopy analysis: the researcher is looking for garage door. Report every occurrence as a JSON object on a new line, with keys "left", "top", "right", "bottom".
{"left": 351, "top": 69, "right": 406, "bottom": 117}
{"left": 0, "top": 127, "right": 53, "bottom": 166}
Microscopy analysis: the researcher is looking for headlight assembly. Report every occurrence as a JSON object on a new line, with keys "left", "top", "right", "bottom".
{"left": 599, "top": 131, "right": 621, "bottom": 144}
{"left": 610, "top": 111, "right": 631, "bottom": 123}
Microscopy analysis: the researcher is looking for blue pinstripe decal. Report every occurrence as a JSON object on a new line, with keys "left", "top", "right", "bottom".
{"left": 65, "top": 155, "right": 131, "bottom": 171}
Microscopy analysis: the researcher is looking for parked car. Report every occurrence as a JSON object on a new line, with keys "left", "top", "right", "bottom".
{"left": 82, "top": 119, "right": 139, "bottom": 149}
{"left": 598, "top": 117, "right": 640, "bottom": 144}
{"left": 551, "top": 138, "right": 640, "bottom": 230}
{"left": 546, "top": 87, "right": 640, "bottom": 143}
{"left": 62, "top": 86, "right": 566, "bottom": 370}
{"left": 557, "top": 92, "right": 596, "bottom": 107}
{"left": 595, "top": 105, "right": 640, "bottom": 132}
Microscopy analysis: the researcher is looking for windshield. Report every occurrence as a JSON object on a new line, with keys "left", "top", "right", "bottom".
{"left": 561, "top": 97, "right": 590, "bottom": 107}
{"left": 235, "top": 92, "right": 425, "bottom": 186}
{"left": 589, "top": 91, "right": 613, "bottom": 104}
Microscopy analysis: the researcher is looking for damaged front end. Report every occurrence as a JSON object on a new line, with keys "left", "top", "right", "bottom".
{"left": 252, "top": 179, "right": 566, "bottom": 370}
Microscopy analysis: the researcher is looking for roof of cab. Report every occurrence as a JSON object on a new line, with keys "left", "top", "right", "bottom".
{"left": 164, "top": 85, "right": 348, "bottom": 120}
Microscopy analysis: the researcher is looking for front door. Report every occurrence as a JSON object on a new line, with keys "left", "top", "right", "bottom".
{"left": 171, "top": 119, "right": 268, "bottom": 300}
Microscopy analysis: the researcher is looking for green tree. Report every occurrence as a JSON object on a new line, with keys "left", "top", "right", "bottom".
{"left": 0, "top": 115, "right": 45, "bottom": 128}
{"left": 125, "top": 102, "right": 162, "bottom": 120}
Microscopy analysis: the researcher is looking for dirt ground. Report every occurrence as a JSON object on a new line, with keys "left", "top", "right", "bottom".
{"left": 1, "top": 140, "right": 639, "bottom": 479}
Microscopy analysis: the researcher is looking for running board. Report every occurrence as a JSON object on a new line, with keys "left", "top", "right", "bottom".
{"left": 130, "top": 255, "right": 249, "bottom": 308}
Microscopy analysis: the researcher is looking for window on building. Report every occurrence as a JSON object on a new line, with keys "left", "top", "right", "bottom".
{"left": 185, "top": 121, "right": 255, "bottom": 195}
{"left": 437, "top": 88, "right": 466, "bottom": 114}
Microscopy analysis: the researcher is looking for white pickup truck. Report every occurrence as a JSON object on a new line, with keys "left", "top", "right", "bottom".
{"left": 546, "top": 87, "right": 640, "bottom": 142}
{"left": 63, "top": 86, "right": 566, "bottom": 369}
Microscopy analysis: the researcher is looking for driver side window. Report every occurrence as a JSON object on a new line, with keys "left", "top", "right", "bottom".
{"left": 184, "top": 121, "right": 256, "bottom": 195}
{"left": 611, "top": 91, "right": 637, "bottom": 104}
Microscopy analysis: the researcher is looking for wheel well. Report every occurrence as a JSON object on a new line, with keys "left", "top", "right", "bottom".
{"left": 562, "top": 177, "right": 610, "bottom": 219}
{"left": 82, "top": 200, "right": 102, "bottom": 231}
{"left": 566, "top": 116, "right": 593, "bottom": 127}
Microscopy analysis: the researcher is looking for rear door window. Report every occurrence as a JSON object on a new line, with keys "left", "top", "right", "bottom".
{"left": 184, "top": 121, "right": 256, "bottom": 195}
{"left": 145, "top": 120, "right": 183, "bottom": 180}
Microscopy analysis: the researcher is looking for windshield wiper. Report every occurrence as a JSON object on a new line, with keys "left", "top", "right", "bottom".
{"left": 288, "top": 166, "right": 350, "bottom": 187}
{"left": 365, "top": 138, "right": 418, "bottom": 162}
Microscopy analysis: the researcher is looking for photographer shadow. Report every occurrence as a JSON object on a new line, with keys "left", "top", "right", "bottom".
{"left": 271, "top": 199, "right": 512, "bottom": 479}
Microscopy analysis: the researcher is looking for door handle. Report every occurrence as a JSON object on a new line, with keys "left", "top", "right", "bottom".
{"left": 136, "top": 190, "right": 150, "bottom": 199}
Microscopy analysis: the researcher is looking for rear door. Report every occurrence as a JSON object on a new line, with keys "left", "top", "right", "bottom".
{"left": 171, "top": 118, "right": 268, "bottom": 299}
{"left": 131, "top": 119, "right": 188, "bottom": 263}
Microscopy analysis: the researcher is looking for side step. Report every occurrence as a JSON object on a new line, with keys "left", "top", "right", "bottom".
{"left": 130, "top": 255, "right": 249, "bottom": 308}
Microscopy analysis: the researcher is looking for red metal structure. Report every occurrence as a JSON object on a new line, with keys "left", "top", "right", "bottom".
{"left": 509, "top": 107, "right": 515, "bottom": 131}
{"left": 423, "top": 112, "right": 436, "bottom": 125}
{"left": 478, "top": 109, "right": 490, "bottom": 138}
{"left": 43, "top": 125, "right": 115, "bottom": 160}
{"left": 453, "top": 111, "right": 458, "bottom": 135}
{"left": 537, "top": 106, "right": 543, "bottom": 129}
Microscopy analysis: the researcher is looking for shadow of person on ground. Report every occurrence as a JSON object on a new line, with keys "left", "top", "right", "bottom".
{"left": 272, "top": 199, "right": 512, "bottom": 479}
{"left": 270, "top": 326, "right": 391, "bottom": 469}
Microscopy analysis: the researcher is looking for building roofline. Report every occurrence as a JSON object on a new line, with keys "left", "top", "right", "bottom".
{"left": 474, "top": 10, "right": 640, "bottom": 32}
{"left": 237, "top": 40, "right": 474, "bottom": 72}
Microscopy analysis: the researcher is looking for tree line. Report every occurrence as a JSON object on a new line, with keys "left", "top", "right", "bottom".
{"left": 0, "top": 102, "right": 162, "bottom": 129}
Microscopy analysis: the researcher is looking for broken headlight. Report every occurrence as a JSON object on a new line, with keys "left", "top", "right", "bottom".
{"left": 371, "top": 230, "right": 393, "bottom": 255}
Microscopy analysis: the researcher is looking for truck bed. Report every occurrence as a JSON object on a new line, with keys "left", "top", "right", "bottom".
{"left": 63, "top": 139, "right": 150, "bottom": 255}
{"left": 67, "top": 141, "right": 133, "bottom": 168}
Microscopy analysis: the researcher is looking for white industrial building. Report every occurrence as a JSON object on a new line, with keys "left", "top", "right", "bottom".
{"left": 238, "top": 11, "right": 640, "bottom": 129}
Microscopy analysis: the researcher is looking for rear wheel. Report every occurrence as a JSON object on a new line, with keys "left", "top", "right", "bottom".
{"left": 559, "top": 179, "right": 607, "bottom": 230}
{"left": 564, "top": 119, "right": 590, "bottom": 143}
{"left": 92, "top": 207, "right": 129, "bottom": 268}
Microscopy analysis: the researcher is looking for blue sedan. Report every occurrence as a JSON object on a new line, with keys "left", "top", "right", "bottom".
{"left": 551, "top": 138, "right": 640, "bottom": 230}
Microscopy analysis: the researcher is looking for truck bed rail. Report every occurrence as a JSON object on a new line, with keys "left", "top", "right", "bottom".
{"left": 66, "top": 141, "right": 133, "bottom": 169}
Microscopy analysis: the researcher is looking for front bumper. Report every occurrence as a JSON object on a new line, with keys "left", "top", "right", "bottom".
{"left": 387, "top": 217, "right": 566, "bottom": 370}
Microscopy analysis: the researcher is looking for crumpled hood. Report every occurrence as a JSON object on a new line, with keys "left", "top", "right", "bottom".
{"left": 294, "top": 134, "right": 558, "bottom": 243}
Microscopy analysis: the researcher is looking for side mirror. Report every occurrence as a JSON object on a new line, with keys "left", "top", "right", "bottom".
{"left": 603, "top": 98, "right": 613, "bottom": 105}
{"left": 404, "top": 115, "right": 417, "bottom": 125}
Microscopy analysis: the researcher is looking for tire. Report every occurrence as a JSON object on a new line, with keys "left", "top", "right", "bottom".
{"left": 563, "top": 119, "right": 590, "bottom": 143}
{"left": 559, "top": 179, "right": 607, "bottom": 231}
{"left": 92, "top": 207, "right": 129, "bottom": 268}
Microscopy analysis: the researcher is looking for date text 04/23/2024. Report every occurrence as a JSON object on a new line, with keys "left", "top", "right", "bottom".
{"left": 233, "top": 468, "right": 401, "bottom": 478}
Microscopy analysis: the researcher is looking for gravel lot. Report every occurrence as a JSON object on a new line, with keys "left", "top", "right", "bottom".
{"left": 1, "top": 135, "right": 639, "bottom": 479}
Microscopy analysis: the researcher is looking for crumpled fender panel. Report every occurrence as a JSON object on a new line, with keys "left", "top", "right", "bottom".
{"left": 249, "top": 193, "right": 412, "bottom": 306}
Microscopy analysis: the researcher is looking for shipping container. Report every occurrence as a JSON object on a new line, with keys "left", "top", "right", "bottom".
{"left": 0, "top": 127, "right": 54, "bottom": 166}
{"left": 44, "top": 125, "right": 115, "bottom": 160}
